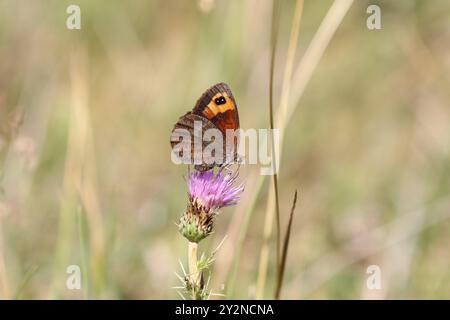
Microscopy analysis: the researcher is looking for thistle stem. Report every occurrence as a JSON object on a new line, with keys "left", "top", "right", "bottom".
{"left": 188, "top": 241, "right": 201, "bottom": 298}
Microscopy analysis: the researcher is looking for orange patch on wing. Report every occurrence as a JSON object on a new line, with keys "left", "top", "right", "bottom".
{"left": 202, "top": 92, "right": 235, "bottom": 119}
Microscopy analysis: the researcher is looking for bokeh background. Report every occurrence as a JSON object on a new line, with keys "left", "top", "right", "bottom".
{"left": 0, "top": 0, "right": 449, "bottom": 299}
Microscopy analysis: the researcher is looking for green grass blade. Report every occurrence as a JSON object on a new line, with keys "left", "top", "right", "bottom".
{"left": 275, "top": 190, "right": 298, "bottom": 299}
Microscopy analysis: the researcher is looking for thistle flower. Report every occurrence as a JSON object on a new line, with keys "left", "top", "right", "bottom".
{"left": 175, "top": 166, "right": 244, "bottom": 300}
{"left": 178, "top": 168, "right": 244, "bottom": 243}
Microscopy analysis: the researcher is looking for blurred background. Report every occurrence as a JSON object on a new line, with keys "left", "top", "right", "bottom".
{"left": 0, "top": 0, "right": 449, "bottom": 299}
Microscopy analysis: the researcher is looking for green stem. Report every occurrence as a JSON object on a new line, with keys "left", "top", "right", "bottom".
{"left": 188, "top": 241, "right": 202, "bottom": 299}
{"left": 269, "top": 0, "right": 282, "bottom": 275}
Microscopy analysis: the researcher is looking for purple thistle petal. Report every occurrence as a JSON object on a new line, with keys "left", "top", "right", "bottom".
{"left": 186, "top": 169, "right": 244, "bottom": 212}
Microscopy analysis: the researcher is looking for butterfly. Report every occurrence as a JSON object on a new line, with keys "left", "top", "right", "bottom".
{"left": 170, "top": 83, "right": 240, "bottom": 171}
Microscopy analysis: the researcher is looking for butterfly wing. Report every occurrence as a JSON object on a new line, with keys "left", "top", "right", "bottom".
{"left": 170, "top": 112, "right": 219, "bottom": 170}
{"left": 170, "top": 83, "right": 240, "bottom": 170}
{"left": 192, "top": 82, "right": 239, "bottom": 134}
{"left": 193, "top": 83, "right": 239, "bottom": 160}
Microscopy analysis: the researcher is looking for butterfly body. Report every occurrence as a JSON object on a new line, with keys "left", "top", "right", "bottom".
{"left": 170, "top": 83, "right": 240, "bottom": 171}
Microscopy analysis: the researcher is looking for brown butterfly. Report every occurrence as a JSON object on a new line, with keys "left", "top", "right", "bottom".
{"left": 170, "top": 83, "right": 240, "bottom": 171}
